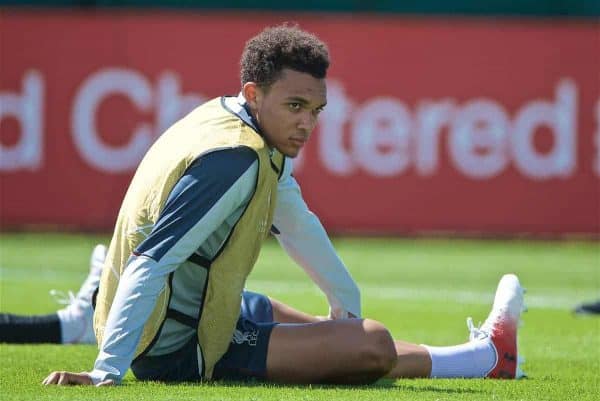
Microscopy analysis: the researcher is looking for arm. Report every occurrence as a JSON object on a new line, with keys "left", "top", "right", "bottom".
{"left": 273, "top": 159, "right": 361, "bottom": 319}
{"left": 44, "top": 148, "right": 258, "bottom": 386}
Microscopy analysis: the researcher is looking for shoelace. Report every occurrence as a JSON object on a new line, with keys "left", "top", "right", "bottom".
{"left": 466, "top": 317, "right": 488, "bottom": 341}
{"left": 49, "top": 289, "right": 77, "bottom": 306}
{"left": 50, "top": 289, "right": 93, "bottom": 343}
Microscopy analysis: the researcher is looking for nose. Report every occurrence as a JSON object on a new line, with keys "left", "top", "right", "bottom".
{"left": 297, "top": 110, "right": 317, "bottom": 133}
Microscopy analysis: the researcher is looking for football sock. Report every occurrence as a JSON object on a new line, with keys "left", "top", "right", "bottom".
{"left": 0, "top": 313, "right": 62, "bottom": 343}
{"left": 56, "top": 307, "right": 90, "bottom": 344}
{"left": 422, "top": 339, "right": 496, "bottom": 378}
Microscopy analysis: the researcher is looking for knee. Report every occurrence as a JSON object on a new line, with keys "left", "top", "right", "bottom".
{"left": 360, "top": 319, "right": 396, "bottom": 376}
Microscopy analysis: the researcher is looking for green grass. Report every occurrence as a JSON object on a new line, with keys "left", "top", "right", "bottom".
{"left": 0, "top": 233, "right": 598, "bottom": 400}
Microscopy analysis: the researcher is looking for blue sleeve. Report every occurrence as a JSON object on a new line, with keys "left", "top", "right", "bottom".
{"left": 135, "top": 147, "right": 258, "bottom": 261}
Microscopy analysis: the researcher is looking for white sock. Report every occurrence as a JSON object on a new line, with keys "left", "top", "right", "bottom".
{"left": 423, "top": 339, "right": 497, "bottom": 378}
{"left": 57, "top": 303, "right": 92, "bottom": 344}
{"left": 57, "top": 308, "right": 80, "bottom": 344}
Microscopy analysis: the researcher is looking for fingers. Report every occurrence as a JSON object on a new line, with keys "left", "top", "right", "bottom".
{"left": 96, "top": 379, "right": 115, "bottom": 387}
{"left": 42, "top": 371, "right": 60, "bottom": 385}
{"left": 42, "top": 371, "right": 93, "bottom": 386}
{"left": 57, "top": 372, "right": 70, "bottom": 385}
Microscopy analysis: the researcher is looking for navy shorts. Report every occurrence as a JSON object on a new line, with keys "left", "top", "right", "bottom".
{"left": 131, "top": 290, "right": 276, "bottom": 382}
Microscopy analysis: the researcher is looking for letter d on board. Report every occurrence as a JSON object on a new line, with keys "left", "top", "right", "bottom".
{"left": 512, "top": 79, "right": 577, "bottom": 180}
{"left": 0, "top": 70, "right": 44, "bottom": 171}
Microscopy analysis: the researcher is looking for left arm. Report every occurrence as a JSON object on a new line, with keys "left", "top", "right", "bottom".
{"left": 273, "top": 159, "right": 361, "bottom": 319}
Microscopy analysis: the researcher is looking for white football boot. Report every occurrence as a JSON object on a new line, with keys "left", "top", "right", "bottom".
{"left": 53, "top": 244, "right": 106, "bottom": 344}
{"left": 467, "top": 274, "right": 527, "bottom": 379}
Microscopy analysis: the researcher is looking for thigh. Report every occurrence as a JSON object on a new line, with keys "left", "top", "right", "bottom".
{"left": 212, "top": 315, "right": 277, "bottom": 381}
{"left": 131, "top": 336, "right": 202, "bottom": 382}
{"left": 266, "top": 319, "right": 396, "bottom": 384}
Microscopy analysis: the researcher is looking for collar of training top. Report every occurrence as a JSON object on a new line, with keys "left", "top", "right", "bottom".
{"left": 221, "top": 93, "right": 261, "bottom": 134}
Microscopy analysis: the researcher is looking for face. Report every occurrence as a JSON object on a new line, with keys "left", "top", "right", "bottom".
{"left": 243, "top": 68, "right": 327, "bottom": 158}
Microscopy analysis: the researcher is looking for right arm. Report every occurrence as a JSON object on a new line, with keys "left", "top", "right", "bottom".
{"left": 44, "top": 148, "right": 259, "bottom": 386}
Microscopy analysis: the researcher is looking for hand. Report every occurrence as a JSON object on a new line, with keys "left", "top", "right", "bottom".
{"left": 42, "top": 371, "right": 114, "bottom": 386}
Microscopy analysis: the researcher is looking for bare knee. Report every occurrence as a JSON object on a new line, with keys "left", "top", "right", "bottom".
{"left": 359, "top": 319, "right": 396, "bottom": 377}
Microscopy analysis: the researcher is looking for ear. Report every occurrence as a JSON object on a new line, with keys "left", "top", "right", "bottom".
{"left": 242, "top": 82, "right": 261, "bottom": 109}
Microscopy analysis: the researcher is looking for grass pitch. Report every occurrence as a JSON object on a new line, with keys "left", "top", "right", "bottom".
{"left": 0, "top": 233, "right": 598, "bottom": 400}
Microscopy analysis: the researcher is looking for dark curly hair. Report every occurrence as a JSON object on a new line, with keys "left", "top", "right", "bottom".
{"left": 240, "top": 24, "right": 330, "bottom": 89}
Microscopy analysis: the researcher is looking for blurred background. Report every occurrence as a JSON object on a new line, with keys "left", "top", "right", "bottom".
{"left": 0, "top": 1, "right": 599, "bottom": 237}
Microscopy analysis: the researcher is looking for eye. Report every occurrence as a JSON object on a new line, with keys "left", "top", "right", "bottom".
{"left": 314, "top": 106, "right": 325, "bottom": 115}
{"left": 288, "top": 103, "right": 301, "bottom": 112}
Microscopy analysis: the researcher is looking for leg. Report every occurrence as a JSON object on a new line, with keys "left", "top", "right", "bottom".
{"left": 231, "top": 274, "right": 525, "bottom": 383}
{"left": 264, "top": 274, "right": 525, "bottom": 380}
{"left": 255, "top": 299, "right": 439, "bottom": 380}
{"left": 385, "top": 340, "right": 431, "bottom": 378}
{"left": 265, "top": 296, "right": 467, "bottom": 380}
{"left": 574, "top": 299, "right": 600, "bottom": 315}
{"left": 0, "top": 244, "right": 105, "bottom": 345}
{"left": 266, "top": 296, "right": 431, "bottom": 378}
{"left": 0, "top": 313, "right": 62, "bottom": 343}
{"left": 266, "top": 318, "right": 397, "bottom": 384}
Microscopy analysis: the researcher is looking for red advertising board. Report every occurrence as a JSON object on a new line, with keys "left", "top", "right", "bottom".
{"left": 1, "top": 11, "right": 599, "bottom": 235}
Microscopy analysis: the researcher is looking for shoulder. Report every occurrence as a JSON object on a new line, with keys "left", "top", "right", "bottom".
{"left": 166, "top": 147, "right": 258, "bottom": 207}
{"left": 189, "top": 147, "right": 258, "bottom": 182}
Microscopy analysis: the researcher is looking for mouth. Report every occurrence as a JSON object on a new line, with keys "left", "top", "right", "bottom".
{"left": 289, "top": 137, "right": 308, "bottom": 148}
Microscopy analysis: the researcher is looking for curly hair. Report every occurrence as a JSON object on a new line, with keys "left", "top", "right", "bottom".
{"left": 240, "top": 24, "right": 330, "bottom": 89}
